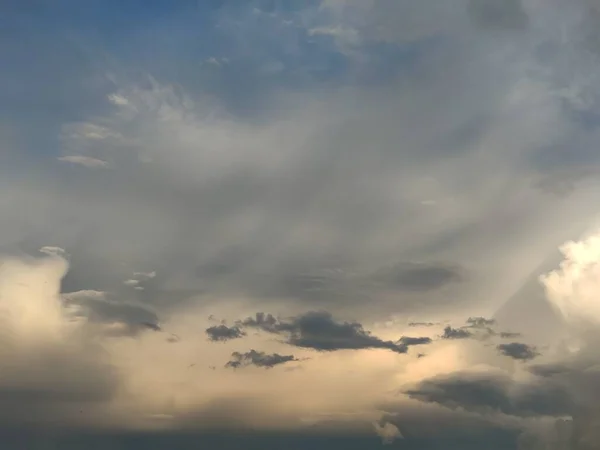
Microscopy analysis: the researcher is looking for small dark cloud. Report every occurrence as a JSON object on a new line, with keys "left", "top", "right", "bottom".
{"left": 465, "top": 317, "right": 495, "bottom": 328}
{"left": 441, "top": 326, "right": 472, "bottom": 340}
{"left": 398, "top": 336, "right": 432, "bottom": 346}
{"left": 408, "top": 322, "right": 439, "bottom": 327}
{"left": 206, "top": 324, "right": 246, "bottom": 342}
{"left": 238, "top": 311, "right": 429, "bottom": 354}
{"left": 239, "top": 312, "right": 280, "bottom": 333}
{"left": 406, "top": 371, "right": 573, "bottom": 417}
{"left": 140, "top": 321, "right": 161, "bottom": 332}
{"left": 467, "top": 0, "right": 529, "bottom": 30}
{"left": 497, "top": 343, "right": 539, "bottom": 361}
{"left": 225, "top": 350, "right": 298, "bottom": 369}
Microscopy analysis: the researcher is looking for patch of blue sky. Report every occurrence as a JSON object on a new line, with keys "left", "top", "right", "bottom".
{"left": 1, "top": 0, "right": 442, "bottom": 158}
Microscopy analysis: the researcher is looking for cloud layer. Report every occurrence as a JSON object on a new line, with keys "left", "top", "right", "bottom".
{"left": 5, "top": 0, "right": 600, "bottom": 448}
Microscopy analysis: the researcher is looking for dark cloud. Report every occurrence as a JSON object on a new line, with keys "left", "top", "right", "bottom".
{"left": 398, "top": 336, "right": 432, "bottom": 346}
{"left": 497, "top": 342, "right": 539, "bottom": 361}
{"left": 225, "top": 350, "right": 298, "bottom": 369}
{"left": 62, "top": 290, "right": 161, "bottom": 337}
{"left": 465, "top": 317, "right": 495, "bottom": 328}
{"left": 408, "top": 322, "right": 439, "bottom": 327}
{"left": 441, "top": 326, "right": 472, "bottom": 340}
{"left": 0, "top": 427, "right": 525, "bottom": 450}
{"left": 405, "top": 370, "right": 573, "bottom": 418}
{"left": 206, "top": 324, "right": 246, "bottom": 342}
{"left": 467, "top": 0, "right": 529, "bottom": 30}
{"left": 238, "top": 311, "right": 430, "bottom": 354}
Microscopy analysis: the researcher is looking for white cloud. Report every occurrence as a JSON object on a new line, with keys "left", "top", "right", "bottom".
{"left": 57, "top": 155, "right": 109, "bottom": 168}
{"left": 373, "top": 420, "right": 403, "bottom": 444}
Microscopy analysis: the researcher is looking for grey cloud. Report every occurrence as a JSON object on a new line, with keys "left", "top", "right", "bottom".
{"left": 238, "top": 311, "right": 428, "bottom": 354}
{"left": 62, "top": 290, "right": 161, "bottom": 337}
{"left": 406, "top": 370, "right": 573, "bottom": 417}
{"left": 225, "top": 350, "right": 298, "bottom": 369}
{"left": 467, "top": 0, "right": 529, "bottom": 30}
{"left": 398, "top": 336, "right": 432, "bottom": 346}
{"left": 465, "top": 317, "right": 496, "bottom": 328}
{"left": 497, "top": 342, "right": 539, "bottom": 361}
{"left": 140, "top": 321, "right": 161, "bottom": 331}
{"left": 206, "top": 324, "right": 246, "bottom": 342}
{"left": 408, "top": 322, "right": 439, "bottom": 327}
{"left": 441, "top": 326, "right": 472, "bottom": 340}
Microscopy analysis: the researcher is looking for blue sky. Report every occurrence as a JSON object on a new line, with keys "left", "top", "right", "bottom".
{"left": 3, "top": 1, "right": 600, "bottom": 449}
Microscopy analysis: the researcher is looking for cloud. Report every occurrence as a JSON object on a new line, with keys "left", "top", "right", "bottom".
{"left": 206, "top": 324, "right": 246, "bottom": 342}
{"left": 61, "top": 289, "right": 161, "bottom": 337}
{"left": 467, "top": 0, "right": 529, "bottom": 30}
{"left": 497, "top": 342, "right": 539, "bottom": 361}
{"left": 408, "top": 322, "right": 439, "bottom": 327}
{"left": 7, "top": 0, "right": 600, "bottom": 445}
{"left": 466, "top": 316, "right": 496, "bottom": 328}
{"left": 405, "top": 369, "right": 573, "bottom": 418}
{"left": 372, "top": 420, "right": 403, "bottom": 445}
{"left": 239, "top": 311, "right": 430, "bottom": 354}
{"left": 441, "top": 326, "right": 473, "bottom": 340}
{"left": 540, "top": 231, "right": 600, "bottom": 330}
{"left": 57, "top": 155, "right": 109, "bottom": 169}
{"left": 225, "top": 350, "right": 298, "bottom": 369}
{"left": 0, "top": 253, "right": 118, "bottom": 426}
{"left": 398, "top": 336, "right": 432, "bottom": 346}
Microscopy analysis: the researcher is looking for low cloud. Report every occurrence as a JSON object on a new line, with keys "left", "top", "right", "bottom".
{"left": 57, "top": 155, "right": 109, "bottom": 168}
{"left": 466, "top": 317, "right": 496, "bottom": 328}
{"left": 61, "top": 290, "right": 161, "bottom": 337}
{"left": 405, "top": 370, "right": 573, "bottom": 418}
{"left": 497, "top": 342, "right": 539, "bottom": 361}
{"left": 238, "top": 311, "right": 431, "bottom": 354}
{"left": 206, "top": 324, "right": 246, "bottom": 342}
{"left": 225, "top": 350, "right": 298, "bottom": 369}
{"left": 398, "top": 336, "right": 432, "bottom": 346}
{"left": 441, "top": 326, "right": 473, "bottom": 340}
{"left": 0, "top": 253, "right": 119, "bottom": 426}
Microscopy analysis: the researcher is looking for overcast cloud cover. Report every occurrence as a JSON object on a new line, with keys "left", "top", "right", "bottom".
{"left": 4, "top": 0, "right": 600, "bottom": 448}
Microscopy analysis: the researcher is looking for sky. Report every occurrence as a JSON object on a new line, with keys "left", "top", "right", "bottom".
{"left": 4, "top": 0, "right": 600, "bottom": 448}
